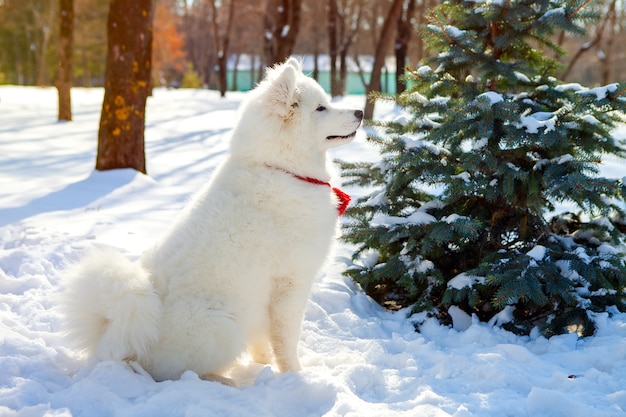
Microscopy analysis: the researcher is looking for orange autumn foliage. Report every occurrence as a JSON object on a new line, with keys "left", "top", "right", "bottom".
{"left": 152, "top": 2, "right": 186, "bottom": 86}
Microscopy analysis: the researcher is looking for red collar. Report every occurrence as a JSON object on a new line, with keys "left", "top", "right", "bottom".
{"left": 269, "top": 166, "right": 351, "bottom": 216}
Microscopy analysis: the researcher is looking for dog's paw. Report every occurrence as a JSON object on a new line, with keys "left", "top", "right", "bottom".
{"left": 201, "top": 373, "right": 237, "bottom": 387}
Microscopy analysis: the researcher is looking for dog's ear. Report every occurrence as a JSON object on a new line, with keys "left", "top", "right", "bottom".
{"left": 266, "top": 63, "right": 298, "bottom": 120}
{"left": 285, "top": 56, "right": 302, "bottom": 72}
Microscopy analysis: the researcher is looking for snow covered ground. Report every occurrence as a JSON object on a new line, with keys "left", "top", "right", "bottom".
{"left": 1, "top": 85, "right": 626, "bottom": 417}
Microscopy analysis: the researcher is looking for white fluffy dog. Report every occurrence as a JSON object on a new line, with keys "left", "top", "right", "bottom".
{"left": 62, "top": 58, "right": 363, "bottom": 382}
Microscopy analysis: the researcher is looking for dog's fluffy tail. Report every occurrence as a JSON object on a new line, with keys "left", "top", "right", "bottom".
{"left": 61, "top": 247, "right": 161, "bottom": 362}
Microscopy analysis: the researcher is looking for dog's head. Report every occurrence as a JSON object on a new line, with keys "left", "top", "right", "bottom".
{"left": 261, "top": 58, "right": 363, "bottom": 150}
{"left": 230, "top": 58, "right": 363, "bottom": 170}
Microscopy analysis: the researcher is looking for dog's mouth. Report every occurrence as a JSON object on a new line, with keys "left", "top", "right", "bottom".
{"left": 326, "top": 131, "right": 357, "bottom": 141}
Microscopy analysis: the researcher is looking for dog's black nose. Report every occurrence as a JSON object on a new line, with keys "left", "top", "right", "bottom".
{"left": 355, "top": 110, "right": 364, "bottom": 120}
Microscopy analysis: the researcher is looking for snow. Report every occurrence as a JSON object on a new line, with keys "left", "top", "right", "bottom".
{"left": 506, "top": 162, "right": 520, "bottom": 171}
{"left": 585, "top": 83, "right": 619, "bottom": 100}
{"left": 408, "top": 91, "right": 429, "bottom": 104}
{"left": 371, "top": 209, "right": 437, "bottom": 228}
{"left": 442, "top": 214, "right": 468, "bottom": 224}
{"left": 401, "top": 134, "right": 448, "bottom": 155}
{"left": 473, "top": 137, "right": 488, "bottom": 149}
{"left": 556, "top": 82, "right": 585, "bottom": 93}
{"left": 518, "top": 111, "right": 558, "bottom": 133}
{"left": 362, "top": 189, "right": 387, "bottom": 208}
{"left": 430, "top": 96, "right": 451, "bottom": 106}
{"left": 416, "top": 65, "right": 433, "bottom": 76}
{"left": 393, "top": 113, "right": 412, "bottom": 126}
{"left": 452, "top": 172, "right": 471, "bottom": 183}
{"left": 556, "top": 82, "right": 619, "bottom": 101}
{"left": 533, "top": 154, "right": 575, "bottom": 171}
{"left": 2, "top": 86, "right": 626, "bottom": 416}
{"left": 514, "top": 71, "right": 530, "bottom": 83}
{"left": 420, "top": 115, "right": 443, "bottom": 129}
{"left": 477, "top": 91, "right": 503, "bottom": 106}
{"left": 487, "top": 306, "right": 516, "bottom": 327}
{"left": 556, "top": 154, "right": 574, "bottom": 164}
{"left": 526, "top": 245, "right": 547, "bottom": 261}
{"left": 427, "top": 25, "right": 467, "bottom": 40}
{"left": 447, "top": 273, "right": 485, "bottom": 290}
{"left": 538, "top": 6, "right": 566, "bottom": 22}
{"left": 447, "top": 305, "right": 472, "bottom": 331}
{"left": 444, "top": 26, "right": 466, "bottom": 39}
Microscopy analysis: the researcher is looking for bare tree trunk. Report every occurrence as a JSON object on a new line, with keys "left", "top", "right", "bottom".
{"left": 338, "top": 1, "right": 363, "bottom": 96}
{"left": 328, "top": 0, "right": 340, "bottom": 96}
{"left": 56, "top": 0, "right": 74, "bottom": 121}
{"left": 96, "top": 0, "right": 153, "bottom": 174}
{"left": 561, "top": 0, "right": 616, "bottom": 81}
{"left": 554, "top": 30, "right": 566, "bottom": 59}
{"left": 251, "top": 54, "right": 258, "bottom": 89}
{"left": 395, "top": 0, "right": 416, "bottom": 95}
{"left": 363, "top": 0, "right": 403, "bottom": 119}
{"left": 210, "top": 0, "right": 237, "bottom": 97}
{"left": 313, "top": 48, "right": 320, "bottom": 80}
{"left": 183, "top": 3, "right": 212, "bottom": 88}
{"left": 414, "top": 0, "right": 435, "bottom": 63}
{"left": 351, "top": 54, "right": 368, "bottom": 89}
{"left": 600, "top": 2, "right": 617, "bottom": 84}
{"left": 257, "top": 56, "right": 264, "bottom": 83}
{"left": 35, "top": 4, "right": 56, "bottom": 86}
{"left": 263, "top": 0, "right": 302, "bottom": 67}
{"left": 328, "top": 0, "right": 362, "bottom": 97}
{"left": 339, "top": 52, "right": 348, "bottom": 95}
{"left": 232, "top": 52, "right": 240, "bottom": 91}
{"left": 81, "top": 49, "right": 91, "bottom": 87}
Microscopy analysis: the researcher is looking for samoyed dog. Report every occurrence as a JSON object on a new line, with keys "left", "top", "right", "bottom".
{"left": 62, "top": 57, "right": 363, "bottom": 382}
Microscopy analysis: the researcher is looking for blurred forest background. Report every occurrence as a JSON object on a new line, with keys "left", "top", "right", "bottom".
{"left": 0, "top": 0, "right": 624, "bottom": 96}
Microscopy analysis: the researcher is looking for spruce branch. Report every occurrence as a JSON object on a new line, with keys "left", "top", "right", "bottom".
{"left": 429, "top": 10, "right": 454, "bottom": 45}
{"left": 613, "top": 85, "right": 626, "bottom": 99}
{"left": 569, "top": 0, "right": 593, "bottom": 19}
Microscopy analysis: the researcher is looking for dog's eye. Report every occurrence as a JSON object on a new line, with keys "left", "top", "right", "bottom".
{"left": 316, "top": 105, "right": 327, "bottom": 112}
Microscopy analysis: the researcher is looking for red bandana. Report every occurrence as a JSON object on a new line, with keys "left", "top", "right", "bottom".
{"left": 272, "top": 167, "right": 351, "bottom": 215}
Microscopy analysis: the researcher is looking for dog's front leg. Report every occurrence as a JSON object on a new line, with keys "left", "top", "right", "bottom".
{"left": 269, "top": 277, "right": 308, "bottom": 373}
{"left": 249, "top": 338, "right": 273, "bottom": 365}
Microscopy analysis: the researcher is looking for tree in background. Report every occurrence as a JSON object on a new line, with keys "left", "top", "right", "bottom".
{"left": 263, "top": 0, "right": 302, "bottom": 67}
{"left": 56, "top": 0, "right": 73, "bottom": 121}
{"left": 328, "top": 0, "right": 340, "bottom": 96}
{"left": 152, "top": 1, "right": 186, "bottom": 87}
{"left": 180, "top": 1, "right": 214, "bottom": 87}
{"left": 394, "top": 0, "right": 435, "bottom": 96}
{"left": 96, "top": 0, "right": 153, "bottom": 174}
{"left": 340, "top": 0, "right": 626, "bottom": 336}
{"left": 33, "top": 1, "right": 56, "bottom": 86}
{"left": 2, "top": 0, "right": 626, "bottom": 90}
{"left": 327, "top": 0, "right": 363, "bottom": 97}
{"left": 73, "top": 0, "right": 107, "bottom": 87}
{"left": 0, "top": 0, "right": 56, "bottom": 85}
{"left": 362, "top": 0, "right": 403, "bottom": 119}
{"left": 209, "top": 0, "right": 236, "bottom": 97}
{"left": 560, "top": 0, "right": 617, "bottom": 82}
{"left": 298, "top": 0, "right": 325, "bottom": 80}
{"left": 394, "top": 0, "right": 416, "bottom": 96}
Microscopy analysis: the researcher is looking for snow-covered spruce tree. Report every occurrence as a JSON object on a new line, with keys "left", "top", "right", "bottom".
{"left": 340, "top": 0, "right": 626, "bottom": 336}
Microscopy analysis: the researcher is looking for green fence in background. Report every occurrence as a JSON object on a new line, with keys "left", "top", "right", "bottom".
{"left": 226, "top": 70, "right": 398, "bottom": 95}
